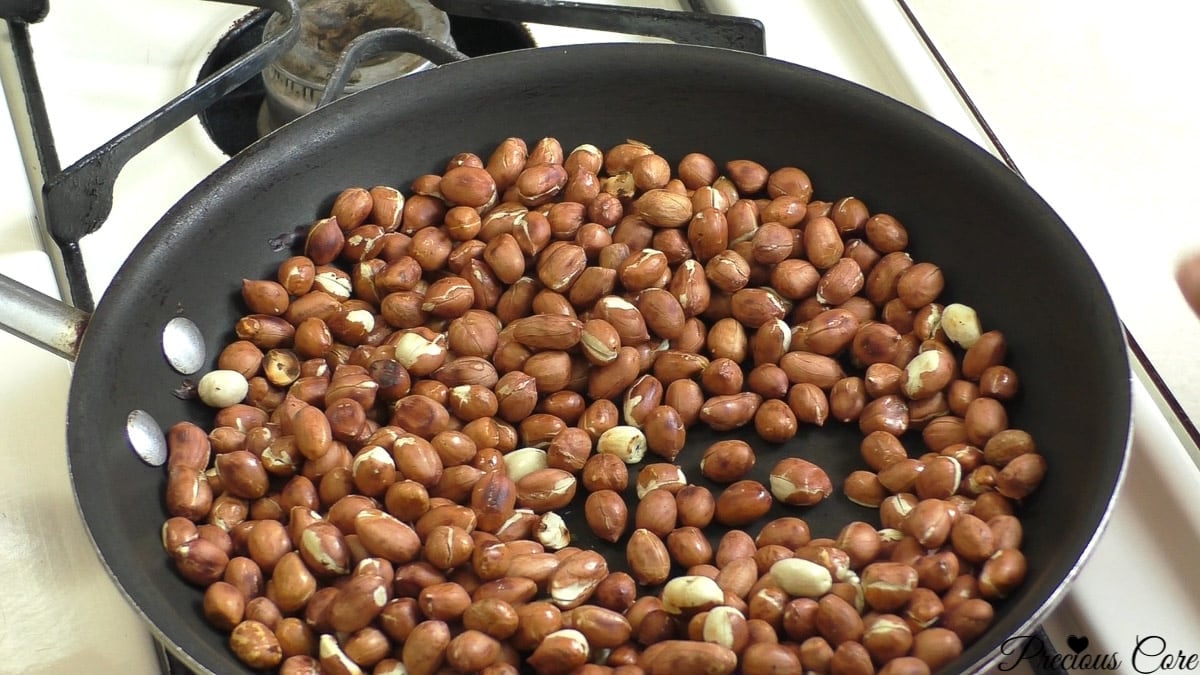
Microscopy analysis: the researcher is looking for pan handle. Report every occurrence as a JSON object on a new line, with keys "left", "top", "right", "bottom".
{"left": 0, "top": 272, "right": 88, "bottom": 361}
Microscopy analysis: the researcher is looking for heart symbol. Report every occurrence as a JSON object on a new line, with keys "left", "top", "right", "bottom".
{"left": 1067, "top": 635, "right": 1090, "bottom": 654}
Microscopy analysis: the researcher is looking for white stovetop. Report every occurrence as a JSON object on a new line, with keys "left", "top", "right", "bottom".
{"left": 0, "top": 79, "right": 164, "bottom": 673}
{"left": 904, "top": 0, "right": 1200, "bottom": 433}
{"left": 1, "top": 1, "right": 1198, "bottom": 673}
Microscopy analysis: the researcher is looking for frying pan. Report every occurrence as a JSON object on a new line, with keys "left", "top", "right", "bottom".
{"left": 0, "top": 43, "right": 1129, "bottom": 673}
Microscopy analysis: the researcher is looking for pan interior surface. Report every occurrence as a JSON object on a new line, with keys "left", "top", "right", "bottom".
{"left": 66, "top": 44, "right": 1129, "bottom": 673}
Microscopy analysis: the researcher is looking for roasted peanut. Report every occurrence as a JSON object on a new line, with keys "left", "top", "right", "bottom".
{"left": 769, "top": 458, "right": 833, "bottom": 506}
{"left": 168, "top": 141, "right": 1047, "bottom": 674}
{"left": 699, "top": 440, "right": 756, "bottom": 483}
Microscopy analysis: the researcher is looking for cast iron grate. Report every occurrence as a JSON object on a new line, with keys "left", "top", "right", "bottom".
{"left": 197, "top": 9, "right": 538, "bottom": 157}
{"left": 3, "top": 0, "right": 761, "bottom": 312}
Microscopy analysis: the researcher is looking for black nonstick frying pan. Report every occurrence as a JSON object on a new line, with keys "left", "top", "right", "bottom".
{"left": 0, "top": 43, "right": 1129, "bottom": 673}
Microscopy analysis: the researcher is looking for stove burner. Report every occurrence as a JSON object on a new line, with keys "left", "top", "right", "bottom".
{"left": 197, "top": 6, "right": 533, "bottom": 156}
{"left": 258, "top": 0, "right": 453, "bottom": 135}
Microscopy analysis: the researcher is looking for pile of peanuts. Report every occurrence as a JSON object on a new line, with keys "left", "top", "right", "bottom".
{"left": 161, "top": 137, "right": 1047, "bottom": 675}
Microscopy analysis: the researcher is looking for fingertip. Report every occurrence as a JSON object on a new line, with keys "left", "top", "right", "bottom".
{"left": 1176, "top": 249, "right": 1200, "bottom": 317}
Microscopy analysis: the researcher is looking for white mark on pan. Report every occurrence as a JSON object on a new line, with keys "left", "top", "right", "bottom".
{"left": 162, "top": 317, "right": 205, "bottom": 375}
{"left": 127, "top": 409, "right": 167, "bottom": 467}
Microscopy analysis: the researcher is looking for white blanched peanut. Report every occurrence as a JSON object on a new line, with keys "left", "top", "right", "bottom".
{"left": 198, "top": 370, "right": 249, "bottom": 408}
{"left": 597, "top": 425, "right": 648, "bottom": 464}
{"left": 941, "top": 303, "right": 982, "bottom": 348}
{"left": 503, "top": 447, "right": 549, "bottom": 482}
{"left": 661, "top": 575, "right": 724, "bottom": 614}
{"left": 770, "top": 558, "right": 833, "bottom": 598}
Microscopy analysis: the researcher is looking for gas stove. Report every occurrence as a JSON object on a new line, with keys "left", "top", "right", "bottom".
{"left": 1, "top": 1, "right": 1197, "bottom": 674}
